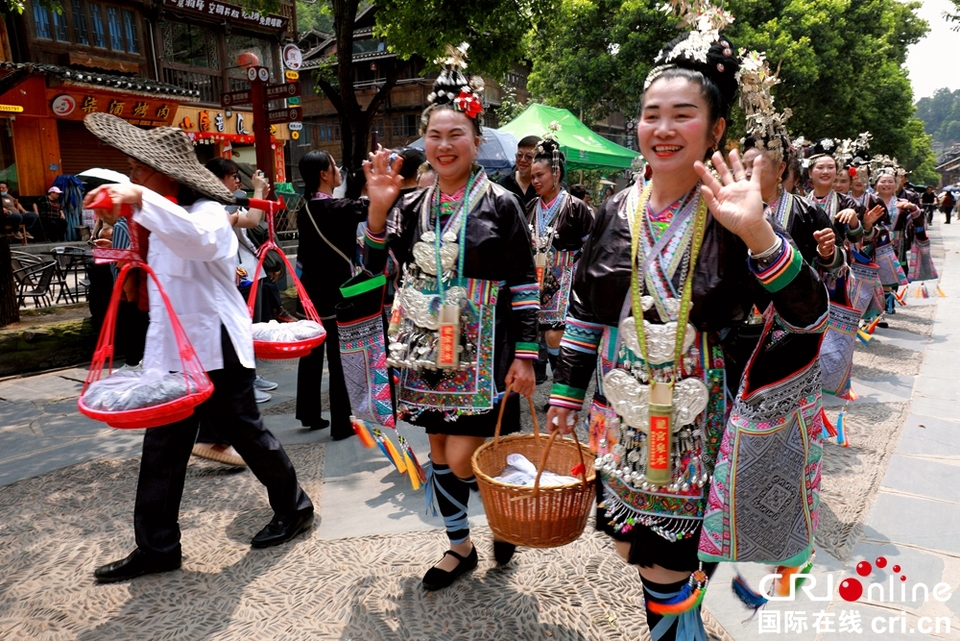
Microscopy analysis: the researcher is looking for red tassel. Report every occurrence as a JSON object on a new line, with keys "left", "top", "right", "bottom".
{"left": 866, "top": 316, "right": 881, "bottom": 335}
{"left": 821, "top": 407, "right": 837, "bottom": 438}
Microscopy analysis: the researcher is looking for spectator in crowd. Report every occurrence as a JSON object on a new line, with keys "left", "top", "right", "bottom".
{"left": 33, "top": 186, "right": 67, "bottom": 242}
{"left": 940, "top": 189, "right": 956, "bottom": 225}
{"left": 499, "top": 135, "right": 540, "bottom": 206}
{"left": 1, "top": 182, "right": 39, "bottom": 241}
{"left": 417, "top": 162, "right": 437, "bottom": 189}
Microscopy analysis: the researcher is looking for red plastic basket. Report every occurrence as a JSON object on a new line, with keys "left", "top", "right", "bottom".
{"left": 246, "top": 203, "right": 326, "bottom": 359}
{"left": 78, "top": 258, "right": 214, "bottom": 429}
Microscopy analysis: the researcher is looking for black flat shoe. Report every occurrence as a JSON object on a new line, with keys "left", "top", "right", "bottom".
{"left": 94, "top": 549, "right": 181, "bottom": 583}
{"left": 421, "top": 546, "right": 478, "bottom": 591}
{"left": 251, "top": 508, "right": 314, "bottom": 548}
{"left": 307, "top": 418, "right": 331, "bottom": 431}
{"left": 493, "top": 539, "right": 517, "bottom": 565}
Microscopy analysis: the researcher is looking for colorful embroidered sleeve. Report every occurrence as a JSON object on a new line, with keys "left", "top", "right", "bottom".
{"left": 845, "top": 219, "right": 863, "bottom": 242}
{"left": 363, "top": 224, "right": 387, "bottom": 249}
{"left": 816, "top": 244, "right": 845, "bottom": 273}
{"left": 549, "top": 318, "right": 604, "bottom": 409}
{"left": 510, "top": 283, "right": 541, "bottom": 359}
{"left": 550, "top": 383, "right": 587, "bottom": 410}
{"left": 749, "top": 237, "right": 804, "bottom": 293}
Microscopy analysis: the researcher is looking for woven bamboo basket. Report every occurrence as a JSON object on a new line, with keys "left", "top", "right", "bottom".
{"left": 472, "top": 390, "right": 596, "bottom": 548}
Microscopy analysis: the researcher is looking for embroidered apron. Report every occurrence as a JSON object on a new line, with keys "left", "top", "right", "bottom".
{"left": 699, "top": 310, "right": 823, "bottom": 565}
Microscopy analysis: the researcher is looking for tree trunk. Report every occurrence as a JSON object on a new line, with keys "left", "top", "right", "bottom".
{"left": 0, "top": 237, "right": 20, "bottom": 327}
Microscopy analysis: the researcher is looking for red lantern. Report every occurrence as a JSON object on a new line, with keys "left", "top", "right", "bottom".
{"left": 237, "top": 52, "right": 260, "bottom": 69}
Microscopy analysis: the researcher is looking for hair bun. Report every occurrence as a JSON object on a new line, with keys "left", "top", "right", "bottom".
{"left": 654, "top": 32, "right": 740, "bottom": 114}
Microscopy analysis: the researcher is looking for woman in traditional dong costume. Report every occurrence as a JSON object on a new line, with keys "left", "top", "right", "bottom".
{"left": 805, "top": 139, "right": 866, "bottom": 253}
{"left": 866, "top": 165, "right": 912, "bottom": 313}
{"left": 361, "top": 46, "right": 539, "bottom": 590}
{"left": 546, "top": 12, "right": 829, "bottom": 641}
{"left": 524, "top": 135, "right": 594, "bottom": 384}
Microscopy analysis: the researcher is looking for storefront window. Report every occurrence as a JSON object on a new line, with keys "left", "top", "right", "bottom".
{"left": 72, "top": 0, "right": 89, "bottom": 45}
{"left": 122, "top": 10, "right": 139, "bottom": 54}
{"left": 90, "top": 4, "right": 106, "bottom": 47}
{"left": 0, "top": 119, "right": 18, "bottom": 195}
{"left": 106, "top": 7, "right": 123, "bottom": 50}
{"left": 52, "top": 9, "right": 69, "bottom": 41}
{"left": 163, "top": 21, "right": 219, "bottom": 70}
{"left": 33, "top": 5, "right": 52, "bottom": 39}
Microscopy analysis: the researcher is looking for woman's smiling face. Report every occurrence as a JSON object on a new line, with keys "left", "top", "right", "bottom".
{"left": 423, "top": 108, "right": 480, "bottom": 187}
{"left": 638, "top": 76, "right": 720, "bottom": 175}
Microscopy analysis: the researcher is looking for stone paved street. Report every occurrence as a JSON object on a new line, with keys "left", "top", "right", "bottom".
{"left": 2, "top": 223, "right": 960, "bottom": 639}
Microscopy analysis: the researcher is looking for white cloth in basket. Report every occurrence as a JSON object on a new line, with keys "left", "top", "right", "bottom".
{"left": 493, "top": 453, "right": 580, "bottom": 487}
{"left": 250, "top": 319, "right": 325, "bottom": 342}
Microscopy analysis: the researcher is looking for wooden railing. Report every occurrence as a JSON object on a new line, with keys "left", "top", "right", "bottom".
{"left": 161, "top": 67, "right": 251, "bottom": 106}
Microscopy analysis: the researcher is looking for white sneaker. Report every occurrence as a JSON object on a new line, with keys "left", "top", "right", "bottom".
{"left": 254, "top": 374, "right": 278, "bottom": 391}
{"left": 254, "top": 388, "right": 272, "bottom": 404}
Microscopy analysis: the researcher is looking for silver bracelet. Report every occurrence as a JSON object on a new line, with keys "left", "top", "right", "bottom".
{"left": 748, "top": 236, "right": 783, "bottom": 261}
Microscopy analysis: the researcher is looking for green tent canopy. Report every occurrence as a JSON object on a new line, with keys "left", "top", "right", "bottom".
{"left": 499, "top": 104, "right": 640, "bottom": 171}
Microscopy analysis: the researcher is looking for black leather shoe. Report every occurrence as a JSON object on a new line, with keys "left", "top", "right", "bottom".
{"left": 251, "top": 508, "right": 314, "bottom": 548}
{"left": 421, "top": 546, "right": 478, "bottom": 591}
{"left": 493, "top": 539, "right": 517, "bottom": 565}
{"left": 307, "top": 418, "right": 330, "bottom": 431}
{"left": 94, "top": 549, "right": 181, "bottom": 583}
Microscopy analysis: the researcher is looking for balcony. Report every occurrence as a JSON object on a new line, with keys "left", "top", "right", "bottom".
{"left": 161, "top": 66, "right": 249, "bottom": 106}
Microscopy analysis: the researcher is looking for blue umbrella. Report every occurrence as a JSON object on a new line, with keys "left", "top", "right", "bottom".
{"left": 409, "top": 127, "right": 519, "bottom": 175}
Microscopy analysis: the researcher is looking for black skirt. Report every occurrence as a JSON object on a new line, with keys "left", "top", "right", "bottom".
{"left": 412, "top": 393, "right": 522, "bottom": 438}
{"left": 595, "top": 482, "right": 704, "bottom": 573}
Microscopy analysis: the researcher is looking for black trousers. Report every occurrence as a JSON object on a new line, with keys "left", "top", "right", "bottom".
{"left": 296, "top": 318, "right": 352, "bottom": 437}
{"left": 87, "top": 263, "right": 114, "bottom": 338}
{"left": 116, "top": 301, "right": 148, "bottom": 366}
{"left": 133, "top": 327, "right": 312, "bottom": 560}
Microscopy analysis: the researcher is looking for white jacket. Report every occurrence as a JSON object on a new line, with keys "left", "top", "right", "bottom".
{"left": 135, "top": 189, "right": 255, "bottom": 373}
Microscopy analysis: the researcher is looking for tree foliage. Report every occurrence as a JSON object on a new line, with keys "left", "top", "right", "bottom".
{"left": 296, "top": 0, "right": 334, "bottom": 34}
{"left": 527, "top": 0, "right": 674, "bottom": 126}
{"left": 374, "top": 0, "right": 551, "bottom": 79}
{"left": 529, "top": 0, "right": 937, "bottom": 180}
{"left": 947, "top": 0, "right": 960, "bottom": 30}
{"left": 916, "top": 88, "right": 960, "bottom": 146}
{"left": 308, "top": 0, "right": 551, "bottom": 186}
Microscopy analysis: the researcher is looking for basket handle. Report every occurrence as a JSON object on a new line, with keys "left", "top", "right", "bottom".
{"left": 526, "top": 425, "right": 589, "bottom": 499}
{"left": 246, "top": 209, "right": 322, "bottom": 324}
{"left": 492, "top": 384, "right": 541, "bottom": 448}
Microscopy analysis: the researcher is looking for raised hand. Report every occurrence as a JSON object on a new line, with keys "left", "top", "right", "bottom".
{"left": 835, "top": 208, "right": 859, "bottom": 226}
{"left": 863, "top": 204, "right": 884, "bottom": 231}
{"left": 362, "top": 147, "right": 405, "bottom": 234}
{"left": 695, "top": 150, "right": 777, "bottom": 254}
{"left": 813, "top": 228, "right": 836, "bottom": 260}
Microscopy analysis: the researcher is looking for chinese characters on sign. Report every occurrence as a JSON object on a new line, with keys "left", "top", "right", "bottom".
{"left": 164, "top": 0, "right": 288, "bottom": 30}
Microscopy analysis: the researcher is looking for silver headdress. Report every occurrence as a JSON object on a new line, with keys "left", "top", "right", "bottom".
{"left": 644, "top": 0, "right": 735, "bottom": 89}
{"left": 738, "top": 49, "right": 791, "bottom": 163}
{"left": 534, "top": 121, "right": 564, "bottom": 177}
{"left": 422, "top": 44, "right": 485, "bottom": 130}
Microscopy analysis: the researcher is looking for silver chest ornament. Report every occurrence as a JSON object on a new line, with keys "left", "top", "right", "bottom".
{"left": 601, "top": 296, "right": 708, "bottom": 433}
{"left": 411, "top": 230, "right": 458, "bottom": 276}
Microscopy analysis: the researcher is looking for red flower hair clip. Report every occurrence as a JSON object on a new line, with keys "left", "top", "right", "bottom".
{"left": 455, "top": 91, "right": 483, "bottom": 119}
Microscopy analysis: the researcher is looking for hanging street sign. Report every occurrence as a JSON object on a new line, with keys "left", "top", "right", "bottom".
{"left": 265, "top": 82, "right": 301, "bottom": 100}
{"left": 220, "top": 90, "right": 252, "bottom": 108}
{"left": 267, "top": 107, "right": 302, "bottom": 124}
